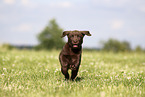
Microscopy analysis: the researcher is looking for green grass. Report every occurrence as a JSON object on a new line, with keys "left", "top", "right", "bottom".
{"left": 0, "top": 50, "right": 145, "bottom": 97}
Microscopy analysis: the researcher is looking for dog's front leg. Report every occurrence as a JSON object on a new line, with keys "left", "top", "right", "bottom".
{"left": 59, "top": 54, "right": 69, "bottom": 80}
{"left": 71, "top": 67, "right": 79, "bottom": 80}
{"left": 61, "top": 66, "right": 69, "bottom": 80}
{"left": 71, "top": 55, "right": 81, "bottom": 80}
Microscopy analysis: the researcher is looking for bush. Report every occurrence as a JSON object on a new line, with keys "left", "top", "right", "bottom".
{"left": 135, "top": 46, "right": 144, "bottom": 53}
{"left": 0, "top": 43, "right": 14, "bottom": 50}
{"left": 101, "top": 38, "right": 131, "bottom": 52}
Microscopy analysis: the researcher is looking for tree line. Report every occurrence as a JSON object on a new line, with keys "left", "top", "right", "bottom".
{"left": 0, "top": 19, "right": 144, "bottom": 53}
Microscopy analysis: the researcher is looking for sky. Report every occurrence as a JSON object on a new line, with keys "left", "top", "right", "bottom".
{"left": 0, "top": 0, "right": 145, "bottom": 49}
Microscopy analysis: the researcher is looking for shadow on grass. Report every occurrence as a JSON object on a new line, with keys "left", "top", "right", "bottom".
{"left": 59, "top": 76, "right": 84, "bottom": 82}
{"left": 74, "top": 77, "right": 84, "bottom": 82}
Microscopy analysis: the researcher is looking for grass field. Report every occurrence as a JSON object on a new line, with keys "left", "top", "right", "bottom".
{"left": 0, "top": 50, "right": 145, "bottom": 97}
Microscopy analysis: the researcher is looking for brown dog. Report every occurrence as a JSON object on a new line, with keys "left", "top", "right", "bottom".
{"left": 59, "top": 30, "right": 91, "bottom": 80}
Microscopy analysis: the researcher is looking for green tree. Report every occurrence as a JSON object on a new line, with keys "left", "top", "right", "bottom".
{"left": 36, "top": 19, "right": 65, "bottom": 50}
{"left": 135, "top": 45, "right": 144, "bottom": 52}
{"left": 101, "top": 38, "right": 131, "bottom": 52}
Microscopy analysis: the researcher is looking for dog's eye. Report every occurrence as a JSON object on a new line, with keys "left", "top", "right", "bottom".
{"left": 77, "top": 35, "right": 80, "bottom": 37}
{"left": 71, "top": 35, "right": 74, "bottom": 37}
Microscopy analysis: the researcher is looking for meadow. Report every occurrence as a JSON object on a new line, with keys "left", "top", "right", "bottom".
{"left": 0, "top": 50, "right": 145, "bottom": 97}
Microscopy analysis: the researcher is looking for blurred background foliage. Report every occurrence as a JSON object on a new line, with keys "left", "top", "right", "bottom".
{"left": 35, "top": 19, "right": 65, "bottom": 50}
{"left": 0, "top": 19, "right": 144, "bottom": 53}
{"left": 101, "top": 39, "right": 131, "bottom": 52}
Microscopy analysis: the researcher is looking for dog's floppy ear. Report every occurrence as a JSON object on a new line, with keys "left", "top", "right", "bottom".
{"left": 81, "top": 31, "right": 91, "bottom": 36}
{"left": 61, "top": 31, "right": 70, "bottom": 38}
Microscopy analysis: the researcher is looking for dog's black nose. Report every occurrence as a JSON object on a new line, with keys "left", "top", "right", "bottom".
{"left": 74, "top": 40, "right": 77, "bottom": 43}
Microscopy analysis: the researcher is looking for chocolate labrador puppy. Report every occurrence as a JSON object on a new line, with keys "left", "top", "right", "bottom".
{"left": 59, "top": 30, "right": 91, "bottom": 80}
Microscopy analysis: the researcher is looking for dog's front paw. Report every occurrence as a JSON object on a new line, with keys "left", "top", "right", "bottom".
{"left": 70, "top": 65, "right": 77, "bottom": 70}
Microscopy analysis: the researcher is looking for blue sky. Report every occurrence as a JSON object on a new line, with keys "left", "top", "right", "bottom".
{"left": 0, "top": 0, "right": 145, "bottom": 49}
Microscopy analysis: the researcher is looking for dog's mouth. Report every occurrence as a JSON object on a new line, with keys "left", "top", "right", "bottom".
{"left": 70, "top": 42, "right": 81, "bottom": 49}
{"left": 73, "top": 44, "right": 78, "bottom": 48}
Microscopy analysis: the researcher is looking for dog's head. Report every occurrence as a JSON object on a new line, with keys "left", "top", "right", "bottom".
{"left": 61, "top": 30, "right": 91, "bottom": 49}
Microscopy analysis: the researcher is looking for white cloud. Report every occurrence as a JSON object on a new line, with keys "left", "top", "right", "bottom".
{"left": 3, "top": 0, "right": 37, "bottom": 8}
{"left": 20, "top": 0, "right": 37, "bottom": 8}
{"left": 50, "top": 1, "right": 72, "bottom": 8}
{"left": 12, "top": 24, "right": 33, "bottom": 32}
{"left": 111, "top": 20, "right": 124, "bottom": 30}
{"left": 21, "top": 0, "right": 29, "bottom": 6}
{"left": 91, "top": 0, "right": 130, "bottom": 7}
{"left": 3, "top": 0, "right": 16, "bottom": 4}
{"left": 91, "top": 0, "right": 145, "bottom": 14}
{"left": 138, "top": 6, "right": 145, "bottom": 13}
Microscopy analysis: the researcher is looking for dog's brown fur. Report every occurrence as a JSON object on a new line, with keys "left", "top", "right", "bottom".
{"left": 59, "top": 30, "right": 91, "bottom": 80}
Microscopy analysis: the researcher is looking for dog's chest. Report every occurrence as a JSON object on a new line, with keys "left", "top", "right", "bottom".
{"left": 64, "top": 54, "right": 81, "bottom": 64}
